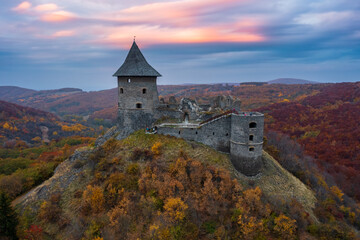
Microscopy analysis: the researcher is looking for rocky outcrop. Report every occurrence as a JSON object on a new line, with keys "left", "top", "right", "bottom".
{"left": 12, "top": 147, "right": 92, "bottom": 211}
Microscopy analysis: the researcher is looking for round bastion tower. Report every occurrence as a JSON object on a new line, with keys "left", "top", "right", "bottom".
{"left": 230, "top": 113, "right": 264, "bottom": 176}
{"left": 113, "top": 40, "right": 161, "bottom": 139}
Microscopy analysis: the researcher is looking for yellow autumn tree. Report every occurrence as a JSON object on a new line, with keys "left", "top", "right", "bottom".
{"left": 62, "top": 123, "right": 87, "bottom": 132}
{"left": 83, "top": 185, "right": 105, "bottom": 213}
{"left": 32, "top": 136, "right": 42, "bottom": 142}
{"left": 274, "top": 214, "right": 297, "bottom": 239}
{"left": 330, "top": 186, "right": 344, "bottom": 202}
{"left": 235, "top": 187, "right": 270, "bottom": 239}
{"left": 151, "top": 142, "right": 162, "bottom": 156}
{"left": 163, "top": 197, "right": 188, "bottom": 222}
{"left": 2, "top": 122, "right": 11, "bottom": 130}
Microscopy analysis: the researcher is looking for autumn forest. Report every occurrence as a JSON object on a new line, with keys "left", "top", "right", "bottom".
{"left": 0, "top": 82, "right": 359, "bottom": 239}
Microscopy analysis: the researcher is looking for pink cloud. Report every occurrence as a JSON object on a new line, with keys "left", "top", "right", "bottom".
{"left": 40, "top": 11, "right": 75, "bottom": 22}
{"left": 52, "top": 30, "right": 75, "bottom": 37}
{"left": 12, "top": 1, "right": 31, "bottom": 12}
{"left": 10, "top": 0, "right": 265, "bottom": 47}
{"left": 34, "top": 4, "right": 59, "bottom": 12}
{"left": 105, "top": 0, "right": 247, "bottom": 27}
{"left": 91, "top": 24, "right": 265, "bottom": 48}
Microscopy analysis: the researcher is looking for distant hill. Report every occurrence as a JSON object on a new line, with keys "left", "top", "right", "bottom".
{"left": 0, "top": 86, "right": 36, "bottom": 99}
{"left": 0, "top": 86, "right": 83, "bottom": 102}
{"left": 0, "top": 86, "right": 115, "bottom": 116}
{"left": 0, "top": 100, "right": 61, "bottom": 144}
{"left": 268, "top": 78, "right": 319, "bottom": 84}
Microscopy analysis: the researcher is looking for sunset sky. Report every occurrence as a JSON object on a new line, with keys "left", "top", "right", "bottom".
{"left": 1, "top": 0, "right": 359, "bottom": 90}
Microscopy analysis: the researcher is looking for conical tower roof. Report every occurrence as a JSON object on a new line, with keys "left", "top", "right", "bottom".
{"left": 113, "top": 41, "right": 161, "bottom": 77}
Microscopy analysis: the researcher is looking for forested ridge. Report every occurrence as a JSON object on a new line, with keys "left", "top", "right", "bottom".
{"left": 257, "top": 82, "right": 360, "bottom": 201}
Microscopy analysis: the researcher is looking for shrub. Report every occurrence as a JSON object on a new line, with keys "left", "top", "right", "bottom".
{"left": 130, "top": 148, "right": 153, "bottom": 161}
{"left": 82, "top": 185, "right": 105, "bottom": 214}
{"left": 273, "top": 214, "right": 297, "bottom": 239}
{"left": 126, "top": 163, "right": 140, "bottom": 175}
{"left": 0, "top": 175, "right": 22, "bottom": 199}
{"left": 163, "top": 197, "right": 188, "bottom": 223}
{"left": 38, "top": 200, "right": 61, "bottom": 223}
{"left": 151, "top": 142, "right": 162, "bottom": 156}
{"left": 24, "top": 225, "right": 43, "bottom": 240}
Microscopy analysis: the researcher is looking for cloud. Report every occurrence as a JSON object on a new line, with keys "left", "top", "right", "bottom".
{"left": 40, "top": 11, "right": 75, "bottom": 22}
{"left": 12, "top": 1, "right": 31, "bottom": 12}
{"left": 52, "top": 30, "right": 75, "bottom": 37}
{"left": 91, "top": 24, "right": 265, "bottom": 49}
{"left": 34, "top": 4, "right": 59, "bottom": 12}
{"left": 3, "top": 0, "right": 360, "bottom": 90}
{"left": 103, "top": 0, "right": 247, "bottom": 28}
{"left": 295, "top": 11, "right": 357, "bottom": 28}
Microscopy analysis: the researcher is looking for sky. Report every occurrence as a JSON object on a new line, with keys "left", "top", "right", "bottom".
{"left": 0, "top": 0, "right": 359, "bottom": 91}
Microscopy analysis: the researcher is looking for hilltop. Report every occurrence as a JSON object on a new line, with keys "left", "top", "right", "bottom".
{"left": 12, "top": 128, "right": 358, "bottom": 239}
{"left": 268, "top": 78, "right": 320, "bottom": 85}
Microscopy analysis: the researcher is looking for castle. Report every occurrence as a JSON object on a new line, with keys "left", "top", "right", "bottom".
{"left": 113, "top": 41, "right": 264, "bottom": 176}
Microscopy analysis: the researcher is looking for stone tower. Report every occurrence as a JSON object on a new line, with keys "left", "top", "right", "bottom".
{"left": 113, "top": 41, "right": 161, "bottom": 138}
{"left": 230, "top": 113, "right": 264, "bottom": 176}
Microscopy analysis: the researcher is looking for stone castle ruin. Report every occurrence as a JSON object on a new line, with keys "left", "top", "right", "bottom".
{"left": 113, "top": 41, "right": 264, "bottom": 176}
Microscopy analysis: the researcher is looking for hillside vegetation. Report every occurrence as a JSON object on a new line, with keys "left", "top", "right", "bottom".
{"left": 12, "top": 130, "right": 358, "bottom": 240}
{"left": 257, "top": 82, "right": 360, "bottom": 201}
{"left": 0, "top": 99, "right": 109, "bottom": 147}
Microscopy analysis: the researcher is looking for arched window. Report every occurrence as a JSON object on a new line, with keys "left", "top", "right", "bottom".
{"left": 249, "top": 135, "right": 254, "bottom": 141}
{"left": 128, "top": 78, "right": 131, "bottom": 83}
{"left": 249, "top": 122, "right": 257, "bottom": 128}
{"left": 142, "top": 88, "right": 147, "bottom": 94}
{"left": 136, "top": 103, "right": 142, "bottom": 109}
{"left": 249, "top": 147, "right": 255, "bottom": 152}
{"left": 120, "top": 88, "right": 124, "bottom": 94}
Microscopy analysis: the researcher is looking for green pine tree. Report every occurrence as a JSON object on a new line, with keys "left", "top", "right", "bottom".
{"left": 0, "top": 192, "right": 18, "bottom": 240}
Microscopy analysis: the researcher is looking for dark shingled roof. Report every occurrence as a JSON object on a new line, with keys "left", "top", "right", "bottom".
{"left": 113, "top": 41, "right": 161, "bottom": 77}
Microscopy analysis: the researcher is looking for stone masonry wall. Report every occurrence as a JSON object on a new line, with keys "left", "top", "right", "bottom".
{"left": 230, "top": 114, "right": 264, "bottom": 175}
{"left": 118, "top": 76, "right": 159, "bottom": 110}
{"left": 157, "top": 115, "right": 231, "bottom": 152}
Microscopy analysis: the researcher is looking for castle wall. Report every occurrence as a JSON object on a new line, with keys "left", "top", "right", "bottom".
{"left": 230, "top": 114, "right": 264, "bottom": 176}
{"left": 117, "top": 109, "right": 156, "bottom": 139}
{"left": 157, "top": 115, "right": 231, "bottom": 152}
{"left": 155, "top": 108, "right": 182, "bottom": 120}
